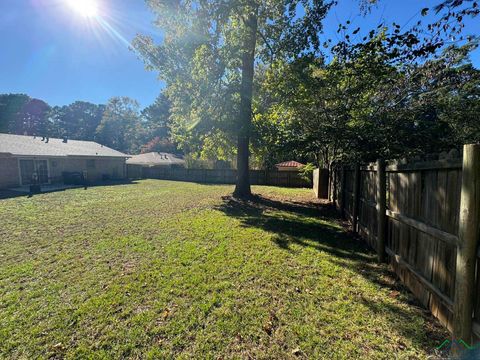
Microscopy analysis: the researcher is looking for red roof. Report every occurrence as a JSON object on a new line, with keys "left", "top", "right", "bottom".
{"left": 275, "top": 161, "right": 305, "bottom": 168}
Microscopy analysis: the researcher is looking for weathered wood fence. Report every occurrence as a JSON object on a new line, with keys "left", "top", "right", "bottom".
{"left": 331, "top": 145, "right": 480, "bottom": 342}
{"left": 127, "top": 165, "right": 310, "bottom": 188}
{"left": 313, "top": 168, "right": 329, "bottom": 199}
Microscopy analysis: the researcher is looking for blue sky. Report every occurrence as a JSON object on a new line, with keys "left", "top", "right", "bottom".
{"left": 0, "top": 0, "right": 163, "bottom": 108}
{"left": 0, "top": 0, "right": 478, "bottom": 108}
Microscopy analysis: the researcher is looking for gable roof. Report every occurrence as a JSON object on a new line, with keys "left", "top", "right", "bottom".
{"left": 0, "top": 133, "right": 128, "bottom": 158}
{"left": 126, "top": 152, "right": 185, "bottom": 166}
{"left": 275, "top": 160, "right": 305, "bottom": 168}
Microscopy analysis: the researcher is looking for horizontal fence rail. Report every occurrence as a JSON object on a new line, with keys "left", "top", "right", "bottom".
{"left": 127, "top": 165, "right": 311, "bottom": 188}
{"left": 331, "top": 146, "right": 480, "bottom": 342}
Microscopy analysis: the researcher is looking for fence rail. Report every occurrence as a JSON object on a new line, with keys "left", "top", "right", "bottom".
{"left": 331, "top": 145, "right": 480, "bottom": 342}
{"left": 127, "top": 165, "right": 310, "bottom": 188}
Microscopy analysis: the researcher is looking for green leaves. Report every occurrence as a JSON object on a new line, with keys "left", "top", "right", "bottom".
{"left": 96, "top": 97, "right": 144, "bottom": 154}
{"left": 256, "top": 37, "right": 480, "bottom": 166}
{"left": 134, "top": 0, "right": 332, "bottom": 166}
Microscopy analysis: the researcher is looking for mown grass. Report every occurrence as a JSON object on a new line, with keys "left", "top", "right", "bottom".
{"left": 0, "top": 180, "right": 447, "bottom": 359}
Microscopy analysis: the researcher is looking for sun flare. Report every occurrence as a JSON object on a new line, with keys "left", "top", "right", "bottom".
{"left": 68, "top": 0, "right": 98, "bottom": 18}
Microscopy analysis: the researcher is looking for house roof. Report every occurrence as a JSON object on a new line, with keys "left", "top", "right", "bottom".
{"left": 126, "top": 152, "right": 185, "bottom": 166}
{"left": 0, "top": 133, "right": 128, "bottom": 158}
{"left": 275, "top": 160, "right": 305, "bottom": 168}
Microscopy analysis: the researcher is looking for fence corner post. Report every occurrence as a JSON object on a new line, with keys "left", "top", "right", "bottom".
{"left": 376, "top": 159, "right": 387, "bottom": 263}
{"left": 352, "top": 163, "right": 361, "bottom": 233}
{"left": 453, "top": 144, "right": 480, "bottom": 344}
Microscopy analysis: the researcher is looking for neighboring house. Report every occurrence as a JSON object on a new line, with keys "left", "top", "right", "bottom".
{"left": 0, "top": 133, "right": 129, "bottom": 189}
{"left": 126, "top": 152, "right": 186, "bottom": 179}
{"left": 275, "top": 160, "right": 305, "bottom": 172}
{"left": 126, "top": 152, "right": 185, "bottom": 167}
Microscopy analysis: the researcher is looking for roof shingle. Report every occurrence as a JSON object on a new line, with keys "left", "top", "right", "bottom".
{"left": 0, "top": 133, "right": 128, "bottom": 158}
{"left": 275, "top": 160, "right": 305, "bottom": 168}
{"left": 126, "top": 152, "right": 185, "bottom": 166}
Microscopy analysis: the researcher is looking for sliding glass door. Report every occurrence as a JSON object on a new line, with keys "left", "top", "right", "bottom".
{"left": 19, "top": 160, "right": 35, "bottom": 185}
{"left": 19, "top": 159, "right": 49, "bottom": 185}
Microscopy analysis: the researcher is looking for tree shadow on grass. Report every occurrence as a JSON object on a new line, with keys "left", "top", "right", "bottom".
{"left": 214, "top": 194, "right": 449, "bottom": 356}
{"left": 216, "top": 194, "right": 372, "bottom": 262}
{"left": 0, "top": 180, "right": 140, "bottom": 200}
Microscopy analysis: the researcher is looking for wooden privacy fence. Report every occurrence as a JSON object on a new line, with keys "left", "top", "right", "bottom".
{"left": 127, "top": 165, "right": 310, "bottom": 188}
{"left": 312, "top": 168, "right": 329, "bottom": 199}
{"left": 331, "top": 145, "right": 480, "bottom": 342}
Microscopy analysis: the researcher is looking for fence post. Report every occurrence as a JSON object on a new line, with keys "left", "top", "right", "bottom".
{"left": 332, "top": 166, "right": 337, "bottom": 205}
{"left": 453, "top": 144, "right": 480, "bottom": 343}
{"left": 352, "top": 164, "right": 361, "bottom": 233}
{"left": 376, "top": 159, "right": 387, "bottom": 263}
{"left": 340, "top": 166, "right": 346, "bottom": 217}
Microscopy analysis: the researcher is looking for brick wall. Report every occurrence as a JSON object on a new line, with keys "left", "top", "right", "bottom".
{"left": 0, "top": 156, "right": 126, "bottom": 189}
{"left": 49, "top": 157, "right": 126, "bottom": 182}
{"left": 0, "top": 156, "right": 20, "bottom": 189}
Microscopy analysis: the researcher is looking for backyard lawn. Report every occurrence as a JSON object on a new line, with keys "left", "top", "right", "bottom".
{"left": 0, "top": 180, "right": 447, "bottom": 359}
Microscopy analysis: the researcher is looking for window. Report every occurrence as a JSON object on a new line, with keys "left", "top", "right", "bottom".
{"left": 87, "top": 159, "right": 96, "bottom": 169}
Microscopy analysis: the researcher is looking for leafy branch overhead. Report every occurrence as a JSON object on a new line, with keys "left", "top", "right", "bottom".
{"left": 133, "top": 0, "right": 333, "bottom": 196}
{"left": 329, "top": 0, "right": 478, "bottom": 63}
{"left": 3, "top": 0, "right": 478, "bottom": 173}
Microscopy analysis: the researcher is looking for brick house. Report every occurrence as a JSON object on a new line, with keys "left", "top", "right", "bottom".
{"left": 0, "top": 133, "right": 129, "bottom": 189}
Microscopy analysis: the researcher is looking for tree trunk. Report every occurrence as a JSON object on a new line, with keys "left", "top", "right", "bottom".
{"left": 234, "top": 9, "right": 258, "bottom": 198}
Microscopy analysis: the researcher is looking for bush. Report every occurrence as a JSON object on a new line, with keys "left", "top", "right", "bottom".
{"left": 299, "top": 163, "right": 316, "bottom": 183}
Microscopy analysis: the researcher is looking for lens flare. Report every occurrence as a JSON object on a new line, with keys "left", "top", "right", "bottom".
{"left": 68, "top": 0, "right": 98, "bottom": 18}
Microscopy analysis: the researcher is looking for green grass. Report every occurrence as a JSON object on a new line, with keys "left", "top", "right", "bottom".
{"left": 0, "top": 180, "right": 447, "bottom": 359}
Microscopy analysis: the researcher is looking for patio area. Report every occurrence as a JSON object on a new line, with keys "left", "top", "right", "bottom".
{"left": 8, "top": 183, "right": 83, "bottom": 194}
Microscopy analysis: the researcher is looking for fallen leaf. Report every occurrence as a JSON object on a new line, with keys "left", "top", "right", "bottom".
{"left": 162, "top": 308, "right": 170, "bottom": 319}
{"left": 389, "top": 290, "right": 400, "bottom": 298}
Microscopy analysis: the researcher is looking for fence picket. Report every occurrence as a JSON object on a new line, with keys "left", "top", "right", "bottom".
{"left": 332, "top": 147, "right": 480, "bottom": 340}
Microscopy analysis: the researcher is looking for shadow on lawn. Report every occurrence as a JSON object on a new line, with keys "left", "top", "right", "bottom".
{"left": 0, "top": 180, "right": 140, "bottom": 200}
{"left": 215, "top": 194, "right": 448, "bottom": 355}
{"left": 216, "top": 194, "right": 372, "bottom": 262}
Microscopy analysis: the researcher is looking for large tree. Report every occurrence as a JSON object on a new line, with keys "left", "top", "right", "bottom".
{"left": 96, "top": 97, "right": 144, "bottom": 154}
{"left": 0, "top": 94, "right": 50, "bottom": 136}
{"left": 134, "top": 0, "right": 332, "bottom": 197}
{"left": 48, "top": 101, "right": 105, "bottom": 141}
{"left": 257, "top": 40, "right": 480, "bottom": 166}
{"left": 0, "top": 94, "right": 30, "bottom": 133}
{"left": 141, "top": 93, "right": 171, "bottom": 139}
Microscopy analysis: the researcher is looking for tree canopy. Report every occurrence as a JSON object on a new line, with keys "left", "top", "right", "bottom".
{"left": 0, "top": 93, "right": 174, "bottom": 155}
{"left": 134, "top": 0, "right": 333, "bottom": 197}
{"left": 0, "top": 94, "right": 50, "bottom": 136}
{"left": 1, "top": 0, "right": 478, "bottom": 181}
{"left": 132, "top": 0, "right": 479, "bottom": 194}
{"left": 255, "top": 42, "right": 480, "bottom": 168}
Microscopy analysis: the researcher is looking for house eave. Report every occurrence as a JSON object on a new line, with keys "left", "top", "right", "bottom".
{"left": 6, "top": 154, "right": 129, "bottom": 159}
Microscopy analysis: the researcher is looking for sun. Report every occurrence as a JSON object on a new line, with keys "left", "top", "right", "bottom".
{"left": 68, "top": 0, "right": 99, "bottom": 18}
